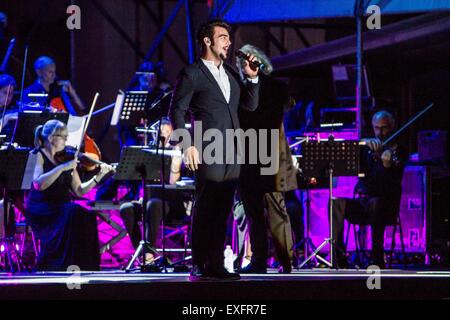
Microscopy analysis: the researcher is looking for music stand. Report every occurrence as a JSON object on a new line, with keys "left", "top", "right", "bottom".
{"left": 0, "top": 146, "right": 37, "bottom": 272}
{"left": 294, "top": 172, "right": 332, "bottom": 268}
{"left": 298, "top": 137, "right": 360, "bottom": 269}
{"left": 115, "top": 91, "right": 149, "bottom": 127}
{"left": 114, "top": 146, "right": 171, "bottom": 272}
{"left": 13, "top": 111, "right": 69, "bottom": 147}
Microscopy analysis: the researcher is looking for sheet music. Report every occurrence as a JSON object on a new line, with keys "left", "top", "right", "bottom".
{"left": 21, "top": 151, "right": 38, "bottom": 190}
{"left": 66, "top": 115, "right": 86, "bottom": 148}
{"left": 110, "top": 91, "right": 125, "bottom": 126}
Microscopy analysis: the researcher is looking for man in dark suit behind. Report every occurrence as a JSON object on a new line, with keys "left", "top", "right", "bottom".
{"left": 236, "top": 44, "right": 298, "bottom": 274}
{"left": 169, "top": 20, "right": 260, "bottom": 281}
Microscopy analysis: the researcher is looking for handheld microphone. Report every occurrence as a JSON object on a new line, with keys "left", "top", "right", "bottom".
{"left": 235, "top": 50, "right": 265, "bottom": 71}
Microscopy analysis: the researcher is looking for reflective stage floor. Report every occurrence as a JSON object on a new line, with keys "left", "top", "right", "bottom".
{"left": 1, "top": 268, "right": 450, "bottom": 300}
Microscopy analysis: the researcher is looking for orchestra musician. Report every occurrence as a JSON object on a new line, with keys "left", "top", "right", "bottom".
{"left": 119, "top": 118, "right": 187, "bottom": 265}
{"left": 331, "top": 110, "right": 405, "bottom": 268}
{"left": 0, "top": 73, "right": 18, "bottom": 139}
{"left": 95, "top": 61, "right": 171, "bottom": 202}
{"left": 23, "top": 56, "right": 85, "bottom": 114}
{"left": 26, "top": 119, "right": 114, "bottom": 271}
{"left": 1, "top": 74, "right": 19, "bottom": 237}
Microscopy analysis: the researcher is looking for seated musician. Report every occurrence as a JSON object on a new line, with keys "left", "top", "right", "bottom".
{"left": 1, "top": 74, "right": 23, "bottom": 237}
{"left": 96, "top": 61, "right": 171, "bottom": 201}
{"left": 23, "top": 56, "right": 85, "bottom": 114}
{"left": 331, "top": 110, "right": 405, "bottom": 268}
{"left": 119, "top": 61, "right": 169, "bottom": 147}
{"left": 26, "top": 119, "right": 113, "bottom": 271}
{"left": 119, "top": 118, "right": 188, "bottom": 265}
{"left": 0, "top": 74, "right": 18, "bottom": 139}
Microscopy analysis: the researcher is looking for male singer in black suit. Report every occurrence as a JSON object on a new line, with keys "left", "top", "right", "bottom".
{"left": 169, "top": 20, "right": 260, "bottom": 281}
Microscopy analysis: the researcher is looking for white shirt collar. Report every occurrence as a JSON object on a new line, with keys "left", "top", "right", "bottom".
{"left": 201, "top": 58, "right": 223, "bottom": 69}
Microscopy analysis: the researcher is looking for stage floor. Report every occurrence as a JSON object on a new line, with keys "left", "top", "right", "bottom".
{"left": 1, "top": 268, "right": 450, "bottom": 300}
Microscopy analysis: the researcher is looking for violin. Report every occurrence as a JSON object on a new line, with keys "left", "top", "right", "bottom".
{"left": 54, "top": 145, "right": 106, "bottom": 171}
{"left": 363, "top": 102, "right": 434, "bottom": 167}
{"left": 56, "top": 92, "right": 113, "bottom": 173}
{"left": 364, "top": 140, "right": 400, "bottom": 167}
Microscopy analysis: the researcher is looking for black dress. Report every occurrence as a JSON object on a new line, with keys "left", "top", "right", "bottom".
{"left": 27, "top": 149, "right": 100, "bottom": 271}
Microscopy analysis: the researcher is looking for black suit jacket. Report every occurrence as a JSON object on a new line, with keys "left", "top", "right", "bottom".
{"left": 169, "top": 60, "right": 259, "bottom": 182}
{"left": 239, "top": 74, "right": 298, "bottom": 193}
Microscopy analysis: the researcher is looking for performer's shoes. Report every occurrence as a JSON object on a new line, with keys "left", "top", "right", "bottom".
{"left": 189, "top": 265, "right": 210, "bottom": 281}
{"left": 239, "top": 264, "right": 267, "bottom": 274}
{"left": 207, "top": 267, "right": 241, "bottom": 281}
{"left": 189, "top": 266, "right": 240, "bottom": 281}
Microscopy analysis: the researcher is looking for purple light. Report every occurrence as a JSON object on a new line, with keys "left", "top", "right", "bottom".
{"left": 0, "top": 245, "right": 4, "bottom": 253}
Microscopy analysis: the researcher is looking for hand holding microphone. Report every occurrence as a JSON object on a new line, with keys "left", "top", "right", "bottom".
{"left": 235, "top": 50, "right": 265, "bottom": 73}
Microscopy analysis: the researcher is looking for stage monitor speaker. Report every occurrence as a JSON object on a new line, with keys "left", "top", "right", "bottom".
{"left": 418, "top": 130, "right": 447, "bottom": 164}
{"left": 306, "top": 165, "right": 450, "bottom": 255}
{"left": 427, "top": 167, "right": 450, "bottom": 254}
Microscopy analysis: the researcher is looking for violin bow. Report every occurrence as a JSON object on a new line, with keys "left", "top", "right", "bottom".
{"left": 77, "top": 92, "right": 99, "bottom": 153}
{"left": 382, "top": 102, "right": 434, "bottom": 146}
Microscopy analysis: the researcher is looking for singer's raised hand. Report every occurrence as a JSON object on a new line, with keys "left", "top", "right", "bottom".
{"left": 242, "top": 54, "right": 259, "bottom": 79}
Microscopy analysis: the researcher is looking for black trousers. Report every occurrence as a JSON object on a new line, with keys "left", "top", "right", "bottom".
{"left": 119, "top": 199, "right": 167, "bottom": 249}
{"left": 332, "top": 196, "right": 396, "bottom": 264}
{"left": 192, "top": 163, "right": 239, "bottom": 271}
{"left": 239, "top": 190, "right": 293, "bottom": 268}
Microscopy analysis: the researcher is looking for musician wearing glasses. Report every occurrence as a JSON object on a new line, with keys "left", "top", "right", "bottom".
{"left": 331, "top": 110, "right": 405, "bottom": 268}
{"left": 27, "top": 120, "right": 113, "bottom": 271}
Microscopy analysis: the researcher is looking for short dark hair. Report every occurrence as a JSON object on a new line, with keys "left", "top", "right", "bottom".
{"left": 196, "top": 19, "right": 231, "bottom": 52}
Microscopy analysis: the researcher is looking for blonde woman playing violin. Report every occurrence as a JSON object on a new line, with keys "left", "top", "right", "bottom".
{"left": 27, "top": 119, "right": 113, "bottom": 271}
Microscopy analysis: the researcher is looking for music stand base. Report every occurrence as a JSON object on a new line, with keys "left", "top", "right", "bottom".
{"left": 125, "top": 240, "right": 161, "bottom": 273}
{"left": 298, "top": 238, "right": 336, "bottom": 269}
{"left": 294, "top": 237, "right": 317, "bottom": 268}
